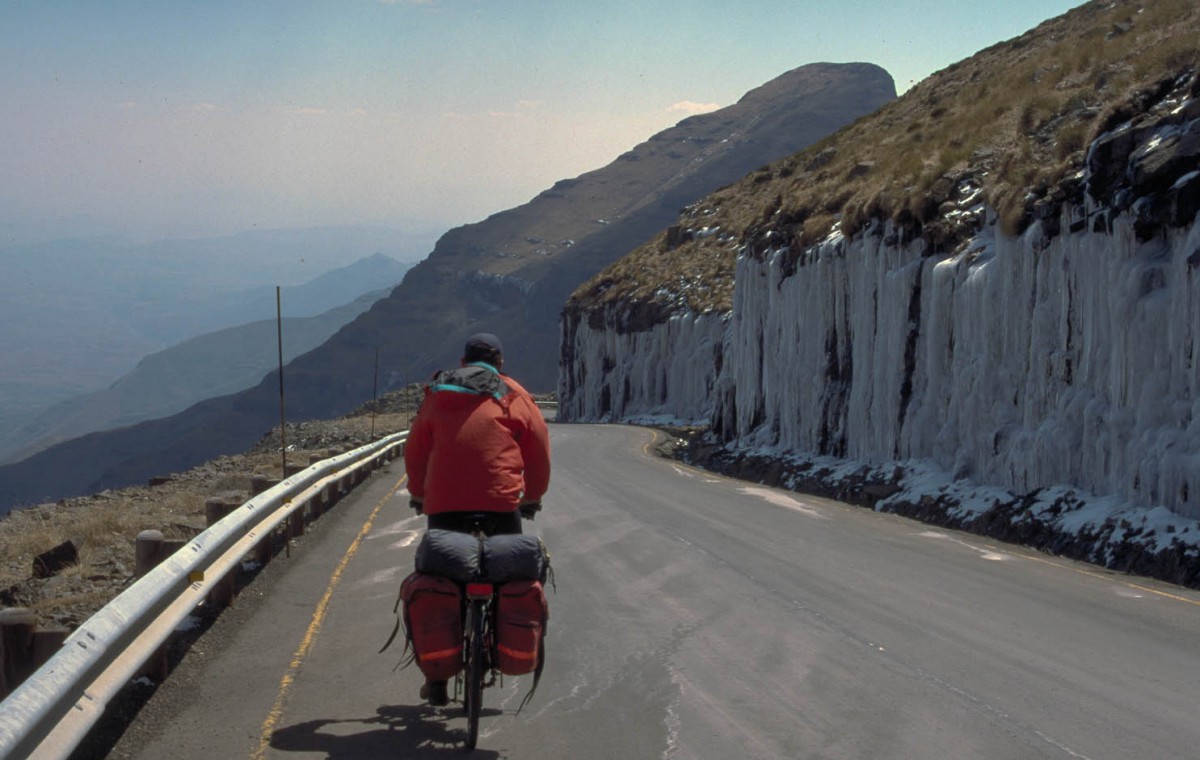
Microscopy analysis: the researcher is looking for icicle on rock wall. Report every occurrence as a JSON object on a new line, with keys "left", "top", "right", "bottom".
{"left": 720, "top": 212, "right": 1200, "bottom": 518}
{"left": 558, "top": 308, "right": 727, "bottom": 425}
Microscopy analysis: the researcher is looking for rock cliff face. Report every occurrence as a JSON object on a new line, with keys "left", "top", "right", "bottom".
{"left": 712, "top": 207, "right": 1199, "bottom": 517}
{"left": 560, "top": 3, "right": 1200, "bottom": 523}
{"left": 558, "top": 310, "right": 727, "bottom": 424}
{"left": 0, "top": 63, "right": 895, "bottom": 512}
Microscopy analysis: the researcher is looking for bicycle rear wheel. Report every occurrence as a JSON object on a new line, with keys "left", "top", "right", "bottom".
{"left": 464, "top": 598, "right": 486, "bottom": 749}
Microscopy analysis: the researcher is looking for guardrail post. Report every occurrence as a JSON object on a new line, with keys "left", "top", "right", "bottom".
{"left": 135, "top": 529, "right": 185, "bottom": 573}
{"left": 0, "top": 608, "right": 37, "bottom": 699}
{"left": 306, "top": 454, "right": 327, "bottom": 521}
{"left": 0, "top": 610, "right": 63, "bottom": 699}
{"left": 310, "top": 487, "right": 327, "bottom": 520}
{"left": 250, "top": 474, "right": 282, "bottom": 563}
{"left": 32, "top": 626, "right": 68, "bottom": 672}
{"left": 288, "top": 499, "right": 305, "bottom": 539}
{"left": 254, "top": 517, "right": 275, "bottom": 567}
{"left": 133, "top": 530, "right": 180, "bottom": 682}
{"left": 204, "top": 499, "right": 238, "bottom": 609}
{"left": 136, "top": 530, "right": 165, "bottom": 577}
{"left": 205, "top": 497, "right": 234, "bottom": 526}
{"left": 251, "top": 474, "right": 278, "bottom": 496}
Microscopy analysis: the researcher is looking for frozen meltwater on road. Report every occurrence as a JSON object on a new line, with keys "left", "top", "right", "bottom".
{"left": 738, "top": 486, "right": 823, "bottom": 517}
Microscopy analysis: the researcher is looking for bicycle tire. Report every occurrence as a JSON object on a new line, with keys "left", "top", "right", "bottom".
{"left": 465, "top": 598, "right": 486, "bottom": 749}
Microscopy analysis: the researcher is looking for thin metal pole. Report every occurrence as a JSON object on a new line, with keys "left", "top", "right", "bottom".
{"left": 277, "top": 286, "right": 287, "bottom": 477}
{"left": 371, "top": 348, "right": 379, "bottom": 439}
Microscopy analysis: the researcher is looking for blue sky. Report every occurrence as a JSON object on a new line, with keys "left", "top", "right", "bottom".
{"left": 1, "top": 0, "right": 1082, "bottom": 242}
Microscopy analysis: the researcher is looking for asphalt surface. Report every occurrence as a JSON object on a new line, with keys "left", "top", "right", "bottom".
{"left": 103, "top": 423, "right": 1200, "bottom": 759}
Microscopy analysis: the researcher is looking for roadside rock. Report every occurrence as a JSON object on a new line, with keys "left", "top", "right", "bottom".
{"left": 32, "top": 540, "right": 78, "bottom": 579}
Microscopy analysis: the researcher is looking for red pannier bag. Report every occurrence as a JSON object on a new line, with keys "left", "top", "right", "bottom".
{"left": 400, "top": 571, "right": 463, "bottom": 681}
{"left": 495, "top": 579, "right": 548, "bottom": 676}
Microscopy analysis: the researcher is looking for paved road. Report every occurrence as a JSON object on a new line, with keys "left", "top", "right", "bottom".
{"left": 109, "top": 423, "right": 1200, "bottom": 759}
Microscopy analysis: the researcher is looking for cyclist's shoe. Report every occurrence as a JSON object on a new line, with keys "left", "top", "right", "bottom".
{"left": 420, "top": 679, "right": 449, "bottom": 706}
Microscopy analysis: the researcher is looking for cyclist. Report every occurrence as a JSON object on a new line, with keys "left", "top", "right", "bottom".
{"left": 404, "top": 332, "right": 551, "bottom": 705}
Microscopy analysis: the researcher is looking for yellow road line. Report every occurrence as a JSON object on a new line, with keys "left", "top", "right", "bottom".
{"left": 250, "top": 474, "right": 407, "bottom": 760}
{"left": 642, "top": 429, "right": 661, "bottom": 456}
{"left": 1018, "top": 550, "right": 1200, "bottom": 608}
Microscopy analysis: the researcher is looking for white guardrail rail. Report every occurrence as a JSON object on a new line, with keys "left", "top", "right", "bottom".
{"left": 0, "top": 431, "right": 408, "bottom": 760}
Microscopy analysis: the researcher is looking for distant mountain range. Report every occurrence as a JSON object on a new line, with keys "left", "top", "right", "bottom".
{"left": 0, "top": 62, "right": 896, "bottom": 512}
{"left": 0, "top": 286, "right": 392, "bottom": 466}
{"left": 0, "top": 226, "right": 434, "bottom": 422}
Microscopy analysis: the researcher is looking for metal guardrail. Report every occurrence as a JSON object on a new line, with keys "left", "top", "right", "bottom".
{"left": 0, "top": 431, "right": 408, "bottom": 760}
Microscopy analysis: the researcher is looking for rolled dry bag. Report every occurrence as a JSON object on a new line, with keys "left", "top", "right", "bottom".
{"left": 481, "top": 534, "right": 549, "bottom": 584}
{"left": 415, "top": 529, "right": 482, "bottom": 583}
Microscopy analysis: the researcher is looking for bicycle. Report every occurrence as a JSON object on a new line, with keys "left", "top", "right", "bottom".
{"left": 444, "top": 507, "right": 541, "bottom": 749}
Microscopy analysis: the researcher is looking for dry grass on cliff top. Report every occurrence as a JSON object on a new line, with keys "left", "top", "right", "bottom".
{"left": 0, "top": 402, "right": 414, "bottom": 629}
{"left": 574, "top": 0, "right": 1200, "bottom": 314}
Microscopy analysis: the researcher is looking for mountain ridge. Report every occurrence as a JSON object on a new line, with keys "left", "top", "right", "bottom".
{"left": 0, "top": 289, "right": 391, "bottom": 466}
{"left": 556, "top": 0, "right": 1200, "bottom": 545}
{"left": 1, "top": 227, "right": 432, "bottom": 421}
{"left": 0, "top": 61, "right": 896, "bottom": 513}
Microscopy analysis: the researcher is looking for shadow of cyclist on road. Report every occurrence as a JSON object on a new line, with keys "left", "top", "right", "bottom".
{"left": 269, "top": 704, "right": 504, "bottom": 759}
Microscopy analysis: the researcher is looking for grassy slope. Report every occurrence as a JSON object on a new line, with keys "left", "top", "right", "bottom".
{"left": 572, "top": 0, "right": 1200, "bottom": 316}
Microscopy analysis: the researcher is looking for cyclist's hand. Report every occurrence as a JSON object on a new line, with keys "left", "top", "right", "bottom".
{"left": 519, "top": 502, "right": 541, "bottom": 520}
{"left": 409, "top": 498, "right": 424, "bottom": 515}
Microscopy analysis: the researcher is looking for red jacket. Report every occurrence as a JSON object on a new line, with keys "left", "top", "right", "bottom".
{"left": 405, "top": 363, "right": 550, "bottom": 515}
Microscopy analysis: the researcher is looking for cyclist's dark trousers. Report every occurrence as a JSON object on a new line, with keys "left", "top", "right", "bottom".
{"left": 427, "top": 510, "right": 523, "bottom": 536}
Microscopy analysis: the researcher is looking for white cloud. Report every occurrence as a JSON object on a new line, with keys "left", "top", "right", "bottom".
{"left": 668, "top": 100, "right": 720, "bottom": 115}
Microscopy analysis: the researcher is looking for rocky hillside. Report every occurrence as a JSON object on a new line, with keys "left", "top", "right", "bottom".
{"left": 0, "top": 388, "right": 422, "bottom": 632}
{"left": 0, "top": 63, "right": 895, "bottom": 513}
{"left": 568, "top": 0, "right": 1200, "bottom": 321}
{"left": 559, "top": 0, "right": 1200, "bottom": 581}
{"left": 332, "top": 62, "right": 895, "bottom": 393}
